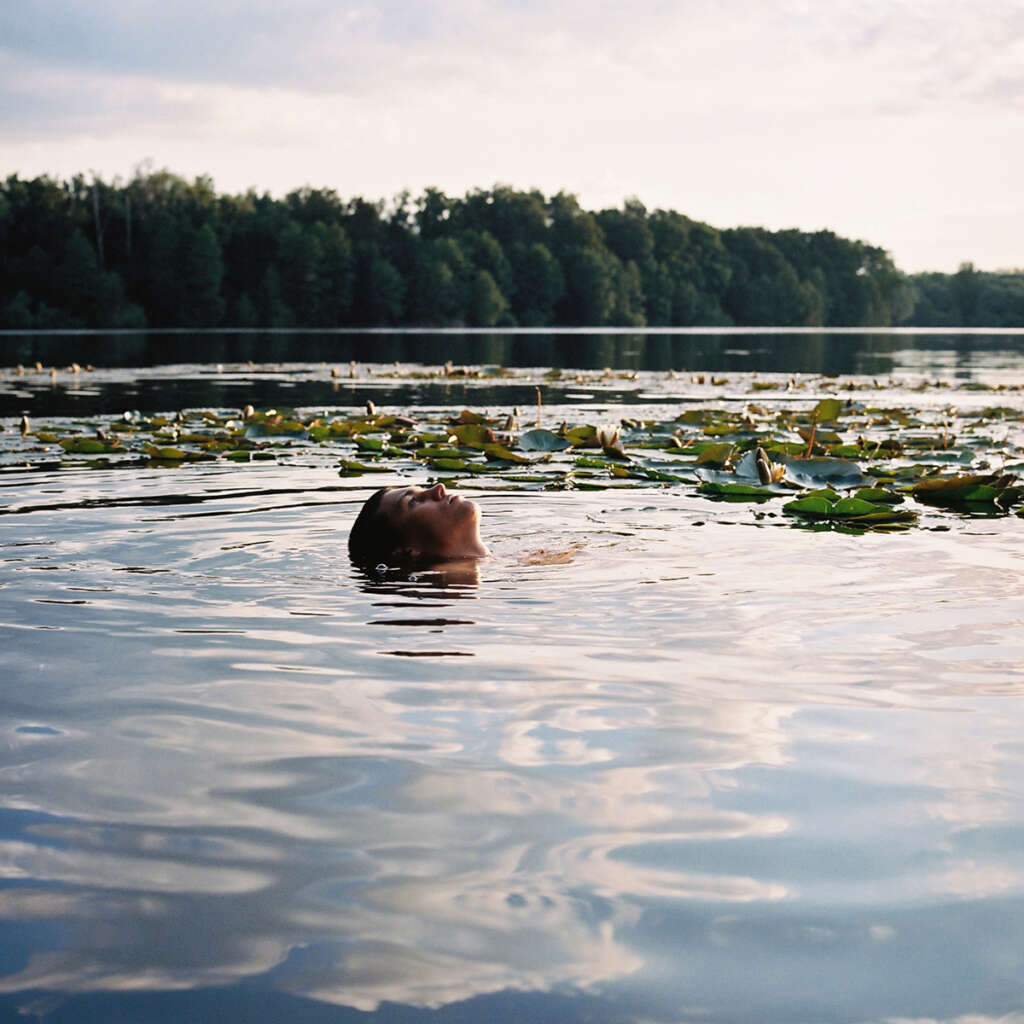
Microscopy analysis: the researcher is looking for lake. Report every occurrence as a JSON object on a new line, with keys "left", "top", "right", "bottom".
{"left": 1, "top": 330, "right": 1023, "bottom": 1024}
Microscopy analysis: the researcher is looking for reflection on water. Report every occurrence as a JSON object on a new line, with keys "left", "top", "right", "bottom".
{"left": 1, "top": 352, "right": 1024, "bottom": 1022}
{"left": 2, "top": 329, "right": 1023, "bottom": 422}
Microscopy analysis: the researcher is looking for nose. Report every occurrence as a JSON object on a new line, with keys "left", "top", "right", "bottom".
{"left": 428, "top": 483, "right": 446, "bottom": 500}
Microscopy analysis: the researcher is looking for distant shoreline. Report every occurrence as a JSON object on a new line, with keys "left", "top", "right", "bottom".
{"left": 3, "top": 171, "right": 1022, "bottom": 331}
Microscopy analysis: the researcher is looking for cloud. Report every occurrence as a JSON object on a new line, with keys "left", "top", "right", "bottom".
{"left": 1, "top": 0, "right": 1022, "bottom": 269}
{"left": 1, "top": 0, "right": 1018, "bottom": 103}
{"left": 0, "top": 52, "right": 208, "bottom": 141}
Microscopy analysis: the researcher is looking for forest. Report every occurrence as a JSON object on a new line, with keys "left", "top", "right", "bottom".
{"left": 2, "top": 170, "right": 1022, "bottom": 330}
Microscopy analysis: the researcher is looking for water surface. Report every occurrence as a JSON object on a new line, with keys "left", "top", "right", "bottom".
{"left": 0, "top": 332, "right": 1022, "bottom": 1023}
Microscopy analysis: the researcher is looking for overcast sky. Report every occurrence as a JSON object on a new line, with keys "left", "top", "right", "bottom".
{"left": 1, "top": 0, "right": 1021, "bottom": 272}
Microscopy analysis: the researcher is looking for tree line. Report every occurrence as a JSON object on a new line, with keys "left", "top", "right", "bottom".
{"left": 1, "top": 170, "right": 1022, "bottom": 330}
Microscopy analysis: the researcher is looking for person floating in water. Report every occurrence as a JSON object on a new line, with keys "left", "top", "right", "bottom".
{"left": 348, "top": 483, "right": 490, "bottom": 569}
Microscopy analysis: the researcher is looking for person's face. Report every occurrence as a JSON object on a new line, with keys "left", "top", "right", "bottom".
{"left": 378, "top": 483, "right": 486, "bottom": 561}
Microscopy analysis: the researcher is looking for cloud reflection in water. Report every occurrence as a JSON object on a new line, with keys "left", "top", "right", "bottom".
{"left": 0, "top": 459, "right": 1023, "bottom": 1021}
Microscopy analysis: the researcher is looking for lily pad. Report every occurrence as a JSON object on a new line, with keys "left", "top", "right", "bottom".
{"left": 832, "top": 497, "right": 882, "bottom": 517}
{"left": 338, "top": 459, "right": 390, "bottom": 475}
{"left": 144, "top": 445, "right": 188, "bottom": 461}
{"left": 520, "top": 428, "right": 569, "bottom": 452}
{"left": 912, "top": 473, "right": 1022, "bottom": 507}
{"left": 698, "top": 482, "right": 778, "bottom": 500}
{"left": 811, "top": 397, "right": 844, "bottom": 422}
{"left": 449, "top": 423, "right": 496, "bottom": 448}
{"left": 854, "top": 487, "right": 902, "bottom": 505}
{"left": 694, "top": 443, "right": 734, "bottom": 468}
{"left": 59, "top": 437, "right": 117, "bottom": 455}
{"left": 483, "top": 444, "right": 532, "bottom": 464}
{"left": 784, "top": 496, "right": 835, "bottom": 517}
{"left": 780, "top": 456, "right": 870, "bottom": 489}
{"left": 428, "top": 458, "right": 493, "bottom": 474}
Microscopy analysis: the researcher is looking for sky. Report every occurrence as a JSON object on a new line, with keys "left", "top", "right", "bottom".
{"left": 1, "top": 0, "right": 1021, "bottom": 274}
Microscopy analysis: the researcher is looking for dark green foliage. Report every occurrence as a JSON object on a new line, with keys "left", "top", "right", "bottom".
{"left": 722, "top": 228, "right": 822, "bottom": 326}
{"left": 1, "top": 170, "right": 1020, "bottom": 329}
{"left": 901, "top": 262, "right": 1024, "bottom": 327}
{"left": 470, "top": 269, "right": 509, "bottom": 327}
{"left": 508, "top": 242, "right": 564, "bottom": 326}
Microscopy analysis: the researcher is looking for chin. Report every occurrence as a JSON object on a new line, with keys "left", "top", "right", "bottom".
{"left": 451, "top": 495, "right": 479, "bottom": 520}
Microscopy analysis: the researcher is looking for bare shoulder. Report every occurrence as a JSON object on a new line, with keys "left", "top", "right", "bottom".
{"left": 516, "top": 543, "right": 586, "bottom": 566}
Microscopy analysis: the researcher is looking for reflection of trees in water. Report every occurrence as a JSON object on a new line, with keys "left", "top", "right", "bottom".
{"left": 4, "top": 329, "right": 1020, "bottom": 378}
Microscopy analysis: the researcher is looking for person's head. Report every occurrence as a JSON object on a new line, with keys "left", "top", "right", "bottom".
{"left": 348, "top": 483, "right": 489, "bottom": 568}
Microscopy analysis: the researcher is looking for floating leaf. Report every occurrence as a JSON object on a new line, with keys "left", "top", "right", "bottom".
{"left": 427, "top": 458, "right": 493, "bottom": 475}
{"left": 338, "top": 459, "right": 390, "bottom": 475}
{"left": 694, "top": 443, "right": 734, "bottom": 468}
{"left": 784, "top": 496, "right": 835, "bottom": 517}
{"left": 636, "top": 466, "right": 688, "bottom": 483}
{"left": 803, "top": 487, "right": 838, "bottom": 503}
{"left": 785, "top": 492, "right": 917, "bottom": 528}
{"left": 844, "top": 509, "right": 918, "bottom": 528}
{"left": 144, "top": 444, "right": 187, "bottom": 460}
{"left": 563, "top": 425, "right": 597, "bottom": 446}
{"left": 812, "top": 398, "right": 843, "bottom": 422}
{"left": 798, "top": 427, "right": 842, "bottom": 444}
{"left": 355, "top": 437, "right": 387, "bottom": 451}
{"left": 854, "top": 487, "right": 902, "bottom": 505}
{"left": 60, "top": 437, "right": 113, "bottom": 455}
{"left": 414, "top": 446, "right": 463, "bottom": 459}
{"left": 244, "top": 420, "right": 306, "bottom": 438}
{"left": 502, "top": 473, "right": 560, "bottom": 484}
{"left": 449, "top": 410, "right": 496, "bottom": 425}
{"left": 520, "top": 428, "right": 569, "bottom": 451}
{"left": 832, "top": 497, "right": 882, "bottom": 517}
{"left": 449, "top": 423, "right": 496, "bottom": 448}
{"left": 911, "top": 473, "right": 1022, "bottom": 506}
{"left": 698, "top": 481, "right": 777, "bottom": 499}
{"left": 482, "top": 444, "right": 532, "bottom": 464}
{"left": 781, "top": 456, "right": 869, "bottom": 489}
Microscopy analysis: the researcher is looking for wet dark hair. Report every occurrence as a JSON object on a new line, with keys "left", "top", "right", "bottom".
{"left": 348, "top": 487, "right": 403, "bottom": 567}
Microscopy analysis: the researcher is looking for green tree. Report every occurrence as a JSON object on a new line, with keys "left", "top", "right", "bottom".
{"left": 596, "top": 199, "right": 654, "bottom": 266}
{"left": 508, "top": 242, "right": 564, "bottom": 326}
{"left": 55, "top": 228, "right": 103, "bottom": 325}
{"left": 278, "top": 222, "right": 325, "bottom": 323}
{"left": 232, "top": 291, "right": 259, "bottom": 327}
{"left": 415, "top": 187, "right": 452, "bottom": 240}
{"left": 558, "top": 245, "right": 617, "bottom": 325}
{"left": 461, "top": 229, "right": 514, "bottom": 300}
{"left": 470, "top": 268, "right": 509, "bottom": 326}
{"left": 952, "top": 262, "right": 981, "bottom": 325}
{"left": 641, "top": 259, "right": 673, "bottom": 325}
{"left": 408, "top": 237, "right": 471, "bottom": 324}
{"left": 722, "top": 228, "right": 821, "bottom": 326}
{"left": 179, "top": 223, "right": 225, "bottom": 326}
{"left": 257, "top": 263, "right": 293, "bottom": 327}
{"left": 1, "top": 290, "right": 34, "bottom": 328}
{"left": 313, "top": 222, "right": 354, "bottom": 324}
{"left": 455, "top": 186, "right": 549, "bottom": 249}
{"left": 610, "top": 259, "right": 646, "bottom": 326}
{"left": 357, "top": 251, "right": 405, "bottom": 325}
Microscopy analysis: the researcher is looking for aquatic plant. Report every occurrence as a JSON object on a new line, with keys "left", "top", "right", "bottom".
{"left": 4, "top": 365, "right": 1022, "bottom": 533}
